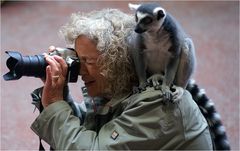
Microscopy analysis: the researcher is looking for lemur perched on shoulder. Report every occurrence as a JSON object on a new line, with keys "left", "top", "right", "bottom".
{"left": 127, "top": 3, "right": 231, "bottom": 150}
{"left": 128, "top": 3, "right": 196, "bottom": 102}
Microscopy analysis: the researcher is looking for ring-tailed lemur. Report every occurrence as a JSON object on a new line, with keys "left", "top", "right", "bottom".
{"left": 127, "top": 3, "right": 231, "bottom": 150}
{"left": 128, "top": 3, "right": 196, "bottom": 102}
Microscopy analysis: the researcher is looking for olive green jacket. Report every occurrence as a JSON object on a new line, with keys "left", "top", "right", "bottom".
{"left": 31, "top": 87, "right": 213, "bottom": 150}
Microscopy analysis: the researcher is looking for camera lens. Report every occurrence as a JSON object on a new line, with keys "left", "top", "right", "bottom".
{"left": 3, "top": 51, "right": 47, "bottom": 81}
{"left": 3, "top": 49, "right": 80, "bottom": 83}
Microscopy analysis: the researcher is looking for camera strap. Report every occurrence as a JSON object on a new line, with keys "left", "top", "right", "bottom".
{"left": 31, "top": 87, "right": 54, "bottom": 151}
{"left": 38, "top": 102, "right": 45, "bottom": 151}
{"left": 31, "top": 86, "right": 86, "bottom": 150}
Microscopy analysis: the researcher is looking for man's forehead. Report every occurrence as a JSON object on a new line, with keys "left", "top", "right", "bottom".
{"left": 75, "top": 45, "right": 101, "bottom": 58}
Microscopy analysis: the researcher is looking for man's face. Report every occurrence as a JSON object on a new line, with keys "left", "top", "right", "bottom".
{"left": 75, "top": 35, "right": 108, "bottom": 97}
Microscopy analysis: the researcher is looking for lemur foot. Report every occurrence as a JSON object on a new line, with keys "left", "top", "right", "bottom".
{"left": 133, "top": 82, "right": 148, "bottom": 93}
{"left": 161, "top": 85, "right": 173, "bottom": 103}
{"left": 162, "top": 90, "right": 173, "bottom": 103}
{"left": 147, "top": 74, "right": 164, "bottom": 90}
{"left": 171, "top": 85, "right": 184, "bottom": 103}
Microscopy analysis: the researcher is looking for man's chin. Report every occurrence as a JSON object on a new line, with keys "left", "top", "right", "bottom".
{"left": 85, "top": 85, "right": 97, "bottom": 97}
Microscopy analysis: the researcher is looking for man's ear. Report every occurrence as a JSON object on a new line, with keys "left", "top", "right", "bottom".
{"left": 153, "top": 7, "right": 166, "bottom": 20}
{"left": 128, "top": 3, "right": 141, "bottom": 11}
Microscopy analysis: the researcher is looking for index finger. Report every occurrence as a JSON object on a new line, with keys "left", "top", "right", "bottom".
{"left": 53, "top": 55, "right": 68, "bottom": 77}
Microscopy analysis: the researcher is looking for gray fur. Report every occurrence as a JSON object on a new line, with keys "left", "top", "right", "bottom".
{"left": 128, "top": 3, "right": 196, "bottom": 98}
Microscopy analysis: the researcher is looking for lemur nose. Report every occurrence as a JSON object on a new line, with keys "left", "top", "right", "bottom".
{"left": 135, "top": 27, "right": 145, "bottom": 33}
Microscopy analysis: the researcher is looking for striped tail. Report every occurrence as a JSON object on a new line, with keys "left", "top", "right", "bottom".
{"left": 186, "top": 79, "right": 231, "bottom": 150}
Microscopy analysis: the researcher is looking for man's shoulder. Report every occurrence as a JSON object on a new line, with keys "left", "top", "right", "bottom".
{"left": 122, "top": 87, "right": 164, "bottom": 107}
{"left": 131, "top": 86, "right": 162, "bottom": 99}
{"left": 123, "top": 87, "right": 193, "bottom": 107}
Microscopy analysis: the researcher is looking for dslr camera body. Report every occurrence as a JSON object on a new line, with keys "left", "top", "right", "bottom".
{"left": 3, "top": 48, "right": 80, "bottom": 82}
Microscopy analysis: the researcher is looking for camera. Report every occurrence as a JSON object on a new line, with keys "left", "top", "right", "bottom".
{"left": 3, "top": 48, "right": 80, "bottom": 82}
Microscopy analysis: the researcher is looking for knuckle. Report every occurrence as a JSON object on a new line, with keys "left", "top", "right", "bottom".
{"left": 55, "top": 69, "right": 60, "bottom": 73}
{"left": 48, "top": 45, "right": 56, "bottom": 51}
{"left": 64, "top": 63, "right": 68, "bottom": 68}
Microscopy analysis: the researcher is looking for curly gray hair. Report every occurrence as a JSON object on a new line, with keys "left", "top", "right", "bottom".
{"left": 59, "top": 9, "right": 137, "bottom": 97}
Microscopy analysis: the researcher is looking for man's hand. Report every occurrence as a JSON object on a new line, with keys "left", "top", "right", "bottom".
{"left": 41, "top": 46, "right": 68, "bottom": 108}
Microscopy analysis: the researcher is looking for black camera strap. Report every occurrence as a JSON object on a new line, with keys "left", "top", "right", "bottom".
{"left": 31, "top": 86, "right": 86, "bottom": 150}
{"left": 39, "top": 102, "right": 55, "bottom": 150}
{"left": 31, "top": 87, "right": 54, "bottom": 151}
{"left": 38, "top": 102, "right": 45, "bottom": 151}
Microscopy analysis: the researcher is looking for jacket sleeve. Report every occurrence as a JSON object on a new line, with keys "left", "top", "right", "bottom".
{"left": 31, "top": 101, "right": 99, "bottom": 150}
{"left": 31, "top": 88, "right": 209, "bottom": 150}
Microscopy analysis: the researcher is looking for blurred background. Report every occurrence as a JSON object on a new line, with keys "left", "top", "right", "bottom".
{"left": 1, "top": 1, "right": 239, "bottom": 150}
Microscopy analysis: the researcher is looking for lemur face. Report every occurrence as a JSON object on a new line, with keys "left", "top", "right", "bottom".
{"left": 129, "top": 3, "right": 166, "bottom": 34}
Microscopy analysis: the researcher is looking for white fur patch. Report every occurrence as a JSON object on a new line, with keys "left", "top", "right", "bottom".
{"left": 153, "top": 7, "right": 166, "bottom": 16}
{"left": 197, "top": 88, "right": 206, "bottom": 97}
{"left": 136, "top": 12, "right": 148, "bottom": 23}
{"left": 152, "top": 7, "right": 166, "bottom": 29}
{"left": 205, "top": 100, "right": 215, "bottom": 109}
{"left": 128, "top": 3, "right": 140, "bottom": 10}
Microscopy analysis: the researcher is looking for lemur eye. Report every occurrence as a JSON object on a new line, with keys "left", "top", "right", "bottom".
{"left": 141, "top": 17, "right": 153, "bottom": 25}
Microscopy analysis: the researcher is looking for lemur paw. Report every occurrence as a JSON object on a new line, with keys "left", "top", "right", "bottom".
{"left": 133, "top": 82, "right": 148, "bottom": 93}
{"left": 171, "top": 85, "right": 184, "bottom": 103}
{"left": 147, "top": 74, "right": 164, "bottom": 90}
{"left": 132, "top": 86, "right": 141, "bottom": 94}
{"left": 161, "top": 85, "right": 173, "bottom": 103}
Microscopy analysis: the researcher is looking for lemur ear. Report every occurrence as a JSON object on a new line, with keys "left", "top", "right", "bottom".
{"left": 128, "top": 3, "right": 141, "bottom": 11}
{"left": 153, "top": 7, "right": 166, "bottom": 20}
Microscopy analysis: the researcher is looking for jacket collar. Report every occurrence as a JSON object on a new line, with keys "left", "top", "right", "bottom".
{"left": 96, "top": 92, "right": 132, "bottom": 115}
